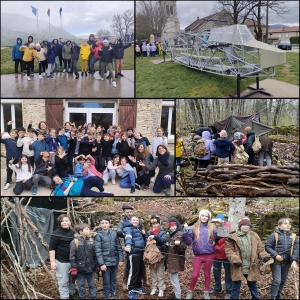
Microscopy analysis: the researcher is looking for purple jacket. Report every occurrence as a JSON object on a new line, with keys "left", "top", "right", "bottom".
{"left": 183, "top": 222, "right": 215, "bottom": 255}
{"left": 199, "top": 131, "right": 215, "bottom": 160}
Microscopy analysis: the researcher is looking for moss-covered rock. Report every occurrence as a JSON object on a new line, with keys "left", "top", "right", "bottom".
{"left": 101, "top": 198, "right": 115, "bottom": 205}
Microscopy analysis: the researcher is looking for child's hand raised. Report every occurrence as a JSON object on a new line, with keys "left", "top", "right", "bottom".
{"left": 109, "top": 46, "right": 112, "bottom": 50}
{"left": 9, "top": 158, "right": 14, "bottom": 164}
{"left": 7, "top": 120, "right": 14, "bottom": 125}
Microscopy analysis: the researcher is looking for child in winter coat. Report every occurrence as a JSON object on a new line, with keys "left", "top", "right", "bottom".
{"left": 232, "top": 132, "right": 248, "bottom": 164}
{"left": 80, "top": 39, "right": 91, "bottom": 76}
{"left": 30, "top": 132, "right": 49, "bottom": 162}
{"left": 212, "top": 214, "right": 233, "bottom": 299}
{"left": 69, "top": 223, "right": 97, "bottom": 300}
{"left": 194, "top": 131, "right": 215, "bottom": 170}
{"left": 90, "top": 38, "right": 103, "bottom": 76}
{"left": 45, "top": 128, "right": 59, "bottom": 163}
{"left": 71, "top": 41, "right": 80, "bottom": 78}
{"left": 265, "top": 218, "right": 299, "bottom": 300}
{"left": 146, "top": 215, "right": 166, "bottom": 298}
{"left": 225, "top": 216, "right": 271, "bottom": 300}
{"left": 166, "top": 217, "right": 187, "bottom": 300}
{"left": 19, "top": 43, "right": 40, "bottom": 81}
{"left": 135, "top": 44, "right": 141, "bottom": 57}
{"left": 116, "top": 132, "right": 132, "bottom": 162}
{"left": 94, "top": 216, "right": 124, "bottom": 299}
{"left": 8, "top": 155, "right": 33, "bottom": 195}
{"left": 12, "top": 37, "right": 24, "bottom": 77}
{"left": 17, "top": 128, "right": 36, "bottom": 167}
{"left": 35, "top": 43, "right": 47, "bottom": 78}
{"left": 46, "top": 42, "right": 56, "bottom": 79}
{"left": 62, "top": 40, "right": 72, "bottom": 72}
{"left": 213, "top": 130, "right": 235, "bottom": 165}
{"left": 123, "top": 215, "right": 147, "bottom": 300}
{"left": 175, "top": 132, "right": 183, "bottom": 173}
{"left": 183, "top": 210, "right": 215, "bottom": 300}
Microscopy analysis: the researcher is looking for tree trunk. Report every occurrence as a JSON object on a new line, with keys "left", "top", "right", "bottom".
{"left": 228, "top": 197, "right": 246, "bottom": 231}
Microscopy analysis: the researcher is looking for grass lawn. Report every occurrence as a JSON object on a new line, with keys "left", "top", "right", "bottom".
{"left": 136, "top": 52, "right": 299, "bottom": 98}
{"left": 1, "top": 46, "right": 134, "bottom": 74}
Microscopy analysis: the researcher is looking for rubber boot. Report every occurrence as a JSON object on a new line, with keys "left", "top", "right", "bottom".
{"left": 142, "top": 267, "right": 150, "bottom": 288}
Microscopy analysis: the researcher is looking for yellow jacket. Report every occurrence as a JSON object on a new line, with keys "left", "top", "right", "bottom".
{"left": 176, "top": 139, "right": 183, "bottom": 157}
{"left": 19, "top": 46, "right": 40, "bottom": 62}
{"left": 80, "top": 44, "right": 91, "bottom": 60}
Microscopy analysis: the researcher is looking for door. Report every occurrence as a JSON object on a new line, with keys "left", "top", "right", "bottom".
{"left": 45, "top": 99, "right": 64, "bottom": 129}
{"left": 118, "top": 99, "right": 137, "bottom": 130}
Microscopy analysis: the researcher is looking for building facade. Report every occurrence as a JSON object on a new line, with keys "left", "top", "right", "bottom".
{"left": 161, "top": 1, "right": 180, "bottom": 41}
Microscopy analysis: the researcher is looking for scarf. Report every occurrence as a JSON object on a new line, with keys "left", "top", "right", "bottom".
{"left": 150, "top": 226, "right": 161, "bottom": 235}
{"left": 158, "top": 153, "right": 169, "bottom": 166}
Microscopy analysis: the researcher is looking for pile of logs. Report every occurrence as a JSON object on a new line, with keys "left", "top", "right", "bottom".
{"left": 176, "top": 164, "right": 299, "bottom": 196}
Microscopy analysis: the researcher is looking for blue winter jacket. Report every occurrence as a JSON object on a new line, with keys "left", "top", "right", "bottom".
{"left": 146, "top": 227, "right": 167, "bottom": 253}
{"left": 198, "top": 131, "right": 216, "bottom": 160}
{"left": 0, "top": 137, "right": 19, "bottom": 159}
{"left": 45, "top": 135, "right": 59, "bottom": 152}
{"left": 73, "top": 162, "right": 88, "bottom": 180}
{"left": 29, "top": 140, "right": 49, "bottom": 161}
{"left": 12, "top": 37, "right": 24, "bottom": 60}
{"left": 183, "top": 222, "right": 215, "bottom": 255}
{"left": 71, "top": 42, "right": 80, "bottom": 60}
{"left": 47, "top": 42, "right": 56, "bottom": 64}
{"left": 213, "top": 139, "right": 235, "bottom": 158}
{"left": 53, "top": 177, "right": 84, "bottom": 196}
{"left": 57, "top": 135, "right": 68, "bottom": 151}
{"left": 94, "top": 228, "right": 124, "bottom": 266}
{"left": 123, "top": 219, "right": 146, "bottom": 255}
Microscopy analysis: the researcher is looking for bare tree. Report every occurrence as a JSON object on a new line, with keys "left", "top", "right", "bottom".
{"left": 96, "top": 29, "right": 111, "bottom": 39}
{"left": 111, "top": 9, "right": 134, "bottom": 40}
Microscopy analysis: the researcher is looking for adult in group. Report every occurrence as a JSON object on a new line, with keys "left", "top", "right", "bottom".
{"left": 52, "top": 175, "right": 114, "bottom": 197}
{"left": 116, "top": 205, "right": 147, "bottom": 292}
{"left": 49, "top": 214, "right": 76, "bottom": 299}
{"left": 152, "top": 127, "right": 168, "bottom": 159}
{"left": 139, "top": 145, "right": 175, "bottom": 196}
{"left": 244, "top": 126, "right": 256, "bottom": 165}
{"left": 28, "top": 119, "right": 48, "bottom": 135}
{"left": 258, "top": 134, "right": 273, "bottom": 167}
{"left": 131, "top": 130, "right": 151, "bottom": 153}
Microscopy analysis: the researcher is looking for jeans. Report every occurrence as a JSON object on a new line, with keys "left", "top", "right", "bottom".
{"left": 213, "top": 258, "right": 232, "bottom": 293}
{"left": 169, "top": 272, "right": 181, "bottom": 299}
{"left": 90, "top": 57, "right": 102, "bottom": 74}
{"left": 231, "top": 274, "right": 259, "bottom": 299}
{"left": 14, "top": 59, "right": 23, "bottom": 73}
{"left": 13, "top": 179, "right": 33, "bottom": 195}
{"left": 175, "top": 157, "right": 181, "bottom": 167}
{"left": 102, "top": 265, "right": 118, "bottom": 298}
{"left": 63, "top": 59, "right": 71, "bottom": 69}
{"left": 270, "top": 262, "right": 291, "bottom": 298}
{"left": 120, "top": 172, "right": 136, "bottom": 188}
{"left": 55, "top": 56, "right": 58, "bottom": 69}
{"left": 153, "top": 176, "right": 175, "bottom": 193}
{"left": 55, "top": 260, "right": 75, "bottom": 299}
{"left": 258, "top": 151, "right": 271, "bottom": 166}
{"left": 78, "top": 272, "right": 96, "bottom": 299}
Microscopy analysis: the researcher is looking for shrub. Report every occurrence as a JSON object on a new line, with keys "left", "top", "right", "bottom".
{"left": 290, "top": 36, "right": 299, "bottom": 44}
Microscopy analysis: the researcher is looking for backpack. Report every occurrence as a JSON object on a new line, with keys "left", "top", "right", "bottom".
{"left": 143, "top": 240, "right": 164, "bottom": 267}
{"left": 194, "top": 140, "right": 208, "bottom": 158}
{"left": 251, "top": 135, "right": 261, "bottom": 153}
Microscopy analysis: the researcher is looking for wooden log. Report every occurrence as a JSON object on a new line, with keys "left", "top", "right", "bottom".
{"left": 287, "top": 178, "right": 300, "bottom": 185}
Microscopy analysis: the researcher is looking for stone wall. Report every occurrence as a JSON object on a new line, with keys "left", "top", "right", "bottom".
{"left": 22, "top": 99, "right": 46, "bottom": 129}
{"left": 136, "top": 100, "right": 162, "bottom": 139}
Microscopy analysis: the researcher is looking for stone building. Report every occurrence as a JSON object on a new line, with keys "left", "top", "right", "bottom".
{"left": 1, "top": 99, "right": 175, "bottom": 144}
{"left": 161, "top": 1, "right": 180, "bottom": 41}
{"left": 268, "top": 26, "right": 299, "bottom": 43}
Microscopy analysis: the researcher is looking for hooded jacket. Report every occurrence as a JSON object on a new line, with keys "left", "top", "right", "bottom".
{"left": 24, "top": 35, "right": 34, "bottom": 46}
{"left": 114, "top": 41, "right": 132, "bottom": 59}
{"left": 12, "top": 37, "right": 24, "bottom": 60}
{"left": 245, "top": 130, "right": 255, "bottom": 155}
{"left": 198, "top": 130, "right": 216, "bottom": 160}
{"left": 213, "top": 138, "right": 236, "bottom": 158}
{"left": 57, "top": 41, "right": 65, "bottom": 55}
{"left": 46, "top": 42, "right": 56, "bottom": 64}
{"left": 29, "top": 140, "right": 49, "bottom": 161}
{"left": 19, "top": 45, "right": 40, "bottom": 62}
{"left": 87, "top": 34, "right": 96, "bottom": 47}
{"left": 94, "top": 228, "right": 124, "bottom": 267}
{"left": 62, "top": 41, "right": 72, "bottom": 60}
{"left": 35, "top": 44, "right": 47, "bottom": 62}
{"left": 98, "top": 44, "right": 115, "bottom": 62}
{"left": 52, "top": 39, "right": 59, "bottom": 56}
{"left": 90, "top": 39, "right": 103, "bottom": 59}
{"left": 71, "top": 42, "right": 80, "bottom": 60}
{"left": 80, "top": 43, "right": 91, "bottom": 60}
{"left": 259, "top": 135, "right": 273, "bottom": 156}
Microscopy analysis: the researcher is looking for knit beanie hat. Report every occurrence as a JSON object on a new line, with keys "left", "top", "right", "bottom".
{"left": 238, "top": 216, "right": 251, "bottom": 228}
{"left": 199, "top": 209, "right": 211, "bottom": 220}
{"left": 220, "top": 130, "right": 227, "bottom": 138}
{"left": 234, "top": 132, "right": 241, "bottom": 142}
{"left": 103, "top": 39, "right": 109, "bottom": 44}
{"left": 29, "top": 43, "right": 34, "bottom": 48}
{"left": 215, "top": 214, "right": 225, "bottom": 221}
{"left": 150, "top": 215, "right": 160, "bottom": 224}
{"left": 35, "top": 43, "right": 41, "bottom": 48}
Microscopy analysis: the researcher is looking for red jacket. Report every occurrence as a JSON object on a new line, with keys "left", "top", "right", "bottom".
{"left": 90, "top": 39, "right": 103, "bottom": 59}
{"left": 213, "top": 221, "right": 232, "bottom": 259}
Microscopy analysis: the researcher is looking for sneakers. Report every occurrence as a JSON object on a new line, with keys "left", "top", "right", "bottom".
{"left": 47, "top": 75, "right": 53, "bottom": 79}
{"left": 128, "top": 290, "right": 138, "bottom": 300}
{"left": 112, "top": 81, "right": 117, "bottom": 87}
{"left": 134, "top": 287, "right": 147, "bottom": 295}
{"left": 39, "top": 75, "right": 42, "bottom": 79}
{"left": 111, "top": 179, "right": 116, "bottom": 185}
{"left": 27, "top": 76, "right": 31, "bottom": 81}
{"left": 68, "top": 68, "right": 71, "bottom": 72}
{"left": 130, "top": 186, "right": 135, "bottom": 193}
{"left": 150, "top": 177, "right": 155, "bottom": 183}
{"left": 96, "top": 76, "right": 104, "bottom": 80}
{"left": 85, "top": 72, "right": 88, "bottom": 77}
{"left": 75, "top": 76, "right": 79, "bottom": 79}
{"left": 203, "top": 291, "right": 210, "bottom": 299}
{"left": 4, "top": 183, "right": 10, "bottom": 190}
{"left": 81, "top": 72, "right": 84, "bottom": 77}
{"left": 63, "top": 69, "right": 66, "bottom": 73}
{"left": 30, "top": 72, "right": 34, "bottom": 76}
{"left": 42, "top": 72, "right": 45, "bottom": 77}
{"left": 165, "top": 188, "right": 171, "bottom": 196}
{"left": 21, "top": 72, "right": 25, "bottom": 76}
{"left": 185, "top": 290, "right": 193, "bottom": 299}
{"left": 142, "top": 185, "right": 149, "bottom": 190}
{"left": 32, "top": 187, "right": 37, "bottom": 195}
{"left": 119, "top": 73, "right": 124, "bottom": 77}
{"left": 135, "top": 183, "right": 141, "bottom": 190}
{"left": 158, "top": 290, "right": 164, "bottom": 297}
{"left": 150, "top": 289, "right": 157, "bottom": 295}
{"left": 15, "top": 73, "right": 18, "bottom": 78}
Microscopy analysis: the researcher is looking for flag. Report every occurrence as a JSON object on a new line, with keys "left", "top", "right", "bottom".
{"left": 59, "top": 7, "right": 62, "bottom": 16}
{"left": 47, "top": 8, "right": 50, "bottom": 17}
{"left": 30, "top": 6, "right": 37, "bottom": 16}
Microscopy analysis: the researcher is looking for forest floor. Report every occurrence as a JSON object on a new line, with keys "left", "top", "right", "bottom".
{"left": 2, "top": 198, "right": 299, "bottom": 299}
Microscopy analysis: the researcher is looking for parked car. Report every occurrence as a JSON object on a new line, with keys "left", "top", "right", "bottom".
{"left": 278, "top": 40, "right": 292, "bottom": 50}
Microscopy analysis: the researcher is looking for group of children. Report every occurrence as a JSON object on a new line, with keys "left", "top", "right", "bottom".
{"left": 135, "top": 41, "right": 162, "bottom": 58}
{"left": 49, "top": 206, "right": 299, "bottom": 300}
{"left": 1, "top": 121, "right": 174, "bottom": 196}
{"left": 12, "top": 34, "right": 132, "bottom": 87}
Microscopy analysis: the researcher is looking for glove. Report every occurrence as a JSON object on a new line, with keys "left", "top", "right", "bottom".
{"left": 263, "top": 257, "right": 272, "bottom": 263}
{"left": 234, "top": 262, "right": 243, "bottom": 267}
{"left": 70, "top": 268, "right": 77, "bottom": 277}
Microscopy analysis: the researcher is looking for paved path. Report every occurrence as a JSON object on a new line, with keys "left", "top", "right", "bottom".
{"left": 0, "top": 70, "right": 134, "bottom": 98}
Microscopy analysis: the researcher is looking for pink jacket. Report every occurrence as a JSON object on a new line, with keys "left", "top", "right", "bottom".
{"left": 36, "top": 48, "right": 47, "bottom": 62}
{"left": 82, "top": 155, "right": 102, "bottom": 178}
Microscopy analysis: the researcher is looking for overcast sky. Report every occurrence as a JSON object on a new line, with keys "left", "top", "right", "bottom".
{"left": 1, "top": 1, "right": 134, "bottom": 36}
{"left": 177, "top": 1, "right": 299, "bottom": 29}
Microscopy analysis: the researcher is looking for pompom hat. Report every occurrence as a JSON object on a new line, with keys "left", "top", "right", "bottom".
{"left": 199, "top": 209, "right": 212, "bottom": 220}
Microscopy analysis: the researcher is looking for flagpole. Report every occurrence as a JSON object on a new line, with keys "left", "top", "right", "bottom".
{"left": 37, "top": 8, "right": 39, "bottom": 43}
{"left": 60, "top": 15, "right": 62, "bottom": 32}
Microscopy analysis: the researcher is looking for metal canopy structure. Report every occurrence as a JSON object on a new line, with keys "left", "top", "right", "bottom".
{"left": 163, "top": 25, "right": 286, "bottom": 98}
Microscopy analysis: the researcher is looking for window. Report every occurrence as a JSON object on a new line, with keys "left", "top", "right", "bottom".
{"left": 68, "top": 102, "right": 115, "bottom": 108}
{"left": 170, "top": 6, "right": 173, "bottom": 15}
{"left": 278, "top": 34, "right": 281, "bottom": 37}
{"left": 161, "top": 100, "right": 175, "bottom": 142}
{"left": 285, "top": 34, "right": 288, "bottom": 37}
{"left": 1, "top": 100, "right": 23, "bottom": 132}
{"left": 166, "top": 5, "right": 169, "bottom": 14}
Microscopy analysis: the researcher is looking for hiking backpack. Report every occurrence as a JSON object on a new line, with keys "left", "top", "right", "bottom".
{"left": 251, "top": 135, "right": 262, "bottom": 153}
{"left": 143, "top": 240, "right": 164, "bottom": 267}
{"left": 194, "top": 140, "right": 208, "bottom": 158}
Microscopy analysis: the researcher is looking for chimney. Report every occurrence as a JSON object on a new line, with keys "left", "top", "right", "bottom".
{"left": 197, "top": 17, "right": 199, "bottom": 20}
